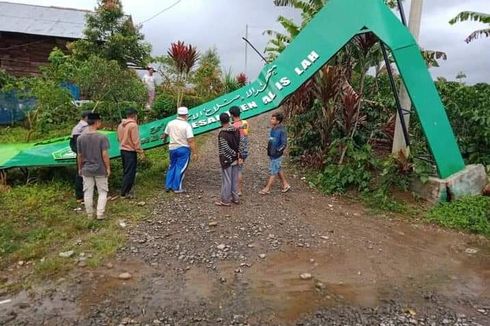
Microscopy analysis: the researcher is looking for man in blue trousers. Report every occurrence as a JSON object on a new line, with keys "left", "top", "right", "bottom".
{"left": 162, "top": 107, "right": 198, "bottom": 193}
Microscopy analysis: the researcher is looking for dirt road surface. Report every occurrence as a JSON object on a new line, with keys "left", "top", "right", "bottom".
{"left": 1, "top": 115, "right": 489, "bottom": 325}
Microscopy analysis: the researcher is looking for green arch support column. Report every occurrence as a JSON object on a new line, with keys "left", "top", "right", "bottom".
{"left": 0, "top": 0, "right": 465, "bottom": 179}
{"left": 364, "top": 0, "right": 466, "bottom": 178}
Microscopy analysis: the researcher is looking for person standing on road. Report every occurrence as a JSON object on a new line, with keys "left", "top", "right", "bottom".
{"left": 142, "top": 66, "right": 156, "bottom": 110}
{"left": 215, "top": 113, "right": 243, "bottom": 206}
{"left": 70, "top": 111, "right": 90, "bottom": 203}
{"left": 259, "top": 112, "right": 291, "bottom": 195}
{"left": 229, "top": 106, "right": 249, "bottom": 196}
{"left": 161, "top": 106, "right": 198, "bottom": 193}
{"left": 117, "top": 108, "right": 145, "bottom": 199}
{"left": 77, "top": 113, "right": 111, "bottom": 220}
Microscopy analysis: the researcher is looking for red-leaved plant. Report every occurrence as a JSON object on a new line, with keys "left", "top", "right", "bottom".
{"left": 236, "top": 73, "right": 248, "bottom": 86}
{"left": 167, "top": 41, "right": 199, "bottom": 106}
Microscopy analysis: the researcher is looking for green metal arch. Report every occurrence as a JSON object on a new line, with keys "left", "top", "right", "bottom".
{"left": 0, "top": 0, "right": 465, "bottom": 178}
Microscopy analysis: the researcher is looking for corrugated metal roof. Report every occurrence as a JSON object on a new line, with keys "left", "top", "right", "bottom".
{"left": 0, "top": 1, "right": 90, "bottom": 39}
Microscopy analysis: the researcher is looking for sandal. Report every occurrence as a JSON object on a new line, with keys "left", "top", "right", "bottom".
{"left": 215, "top": 201, "right": 231, "bottom": 207}
{"left": 281, "top": 185, "right": 291, "bottom": 193}
{"left": 259, "top": 189, "right": 271, "bottom": 195}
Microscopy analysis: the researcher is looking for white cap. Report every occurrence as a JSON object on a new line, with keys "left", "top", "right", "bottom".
{"left": 177, "top": 106, "right": 189, "bottom": 115}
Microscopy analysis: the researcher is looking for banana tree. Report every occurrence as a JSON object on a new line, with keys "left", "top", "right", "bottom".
{"left": 450, "top": 11, "right": 490, "bottom": 43}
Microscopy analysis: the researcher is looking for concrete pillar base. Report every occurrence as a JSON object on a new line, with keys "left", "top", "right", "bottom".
{"left": 411, "top": 164, "right": 487, "bottom": 203}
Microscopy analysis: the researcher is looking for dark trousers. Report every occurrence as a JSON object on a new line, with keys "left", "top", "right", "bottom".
{"left": 75, "top": 168, "right": 84, "bottom": 200}
{"left": 121, "top": 150, "right": 138, "bottom": 196}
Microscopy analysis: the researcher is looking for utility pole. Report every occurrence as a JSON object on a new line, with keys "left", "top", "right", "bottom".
{"left": 392, "top": 0, "right": 424, "bottom": 157}
{"left": 244, "top": 24, "right": 249, "bottom": 75}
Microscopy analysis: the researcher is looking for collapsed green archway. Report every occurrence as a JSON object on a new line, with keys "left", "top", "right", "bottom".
{"left": 0, "top": 0, "right": 465, "bottom": 179}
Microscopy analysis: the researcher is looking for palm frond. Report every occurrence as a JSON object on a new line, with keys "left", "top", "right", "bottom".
{"left": 449, "top": 11, "right": 490, "bottom": 43}
{"left": 422, "top": 49, "right": 447, "bottom": 67}
{"left": 449, "top": 11, "right": 490, "bottom": 25}
{"left": 465, "top": 28, "right": 490, "bottom": 43}
{"left": 277, "top": 15, "right": 301, "bottom": 37}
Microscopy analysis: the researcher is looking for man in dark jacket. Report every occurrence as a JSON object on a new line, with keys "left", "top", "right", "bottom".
{"left": 215, "top": 113, "right": 243, "bottom": 206}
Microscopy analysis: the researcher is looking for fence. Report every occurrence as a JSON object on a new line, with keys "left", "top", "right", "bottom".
{"left": 0, "top": 83, "right": 80, "bottom": 125}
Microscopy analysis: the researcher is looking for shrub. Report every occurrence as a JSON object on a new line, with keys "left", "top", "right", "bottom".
{"left": 426, "top": 196, "right": 490, "bottom": 236}
{"left": 436, "top": 81, "right": 490, "bottom": 165}
{"left": 314, "top": 141, "right": 377, "bottom": 194}
{"left": 151, "top": 92, "right": 176, "bottom": 119}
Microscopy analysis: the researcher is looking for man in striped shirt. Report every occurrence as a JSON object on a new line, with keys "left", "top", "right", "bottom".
{"left": 215, "top": 113, "right": 244, "bottom": 206}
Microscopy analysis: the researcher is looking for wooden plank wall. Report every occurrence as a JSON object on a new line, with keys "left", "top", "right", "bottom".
{"left": 0, "top": 32, "right": 73, "bottom": 77}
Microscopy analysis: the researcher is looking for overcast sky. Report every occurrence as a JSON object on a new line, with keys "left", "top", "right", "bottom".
{"left": 7, "top": 0, "right": 490, "bottom": 83}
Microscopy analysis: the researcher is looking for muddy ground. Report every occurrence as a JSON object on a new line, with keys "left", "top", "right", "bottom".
{"left": 1, "top": 115, "right": 489, "bottom": 326}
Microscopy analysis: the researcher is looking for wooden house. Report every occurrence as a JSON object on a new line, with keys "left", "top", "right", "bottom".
{"left": 0, "top": 2, "right": 88, "bottom": 77}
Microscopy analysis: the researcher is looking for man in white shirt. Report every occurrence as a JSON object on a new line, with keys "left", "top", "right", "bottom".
{"left": 142, "top": 66, "right": 156, "bottom": 110}
{"left": 161, "top": 107, "right": 198, "bottom": 193}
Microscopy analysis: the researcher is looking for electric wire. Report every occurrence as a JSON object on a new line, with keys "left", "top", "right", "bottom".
{"left": 140, "top": 0, "right": 183, "bottom": 24}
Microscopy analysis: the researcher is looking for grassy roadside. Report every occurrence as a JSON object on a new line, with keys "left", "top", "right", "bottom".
{"left": 0, "top": 145, "right": 169, "bottom": 293}
{"left": 293, "top": 164, "right": 489, "bottom": 237}
{"left": 0, "top": 125, "right": 72, "bottom": 143}
{"left": 426, "top": 196, "right": 490, "bottom": 236}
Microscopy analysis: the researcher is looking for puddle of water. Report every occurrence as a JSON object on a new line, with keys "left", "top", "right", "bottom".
{"left": 78, "top": 259, "right": 155, "bottom": 313}
{"left": 182, "top": 267, "right": 215, "bottom": 300}
{"left": 243, "top": 243, "right": 490, "bottom": 323}
{"left": 0, "top": 287, "right": 80, "bottom": 322}
{"left": 244, "top": 249, "right": 383, "bottom": 321}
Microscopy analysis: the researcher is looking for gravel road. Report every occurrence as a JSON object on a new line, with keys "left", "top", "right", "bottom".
{"left": 1, "top": 114, "right": 489, "bottom": 326}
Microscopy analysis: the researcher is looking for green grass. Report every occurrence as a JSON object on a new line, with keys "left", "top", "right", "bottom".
{"left": 426, "top": 196, "right": 490, "bottom": 236}
{"left": 0, "top": 145, "right": 169, "bottom": 291}
{"left": 361, "top": 190, "right": 409, "bottom": 214}
{"left": 0, "top": 125, "right": 72, "bottom": 143}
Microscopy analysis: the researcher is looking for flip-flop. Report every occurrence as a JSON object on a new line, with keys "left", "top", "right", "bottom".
{"left": 259, "top": 190, "right": 270, "bottom": 195}
{"left": 281, "top": 185, "right": 291, "bottom": 193}
{"left": 215, "top": 201, "right": 231, "bottom": 207}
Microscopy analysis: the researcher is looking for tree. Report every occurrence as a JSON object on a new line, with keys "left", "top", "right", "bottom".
{"left": 167, "top": 41, "right": 199, "bottom": 107}
{"left": 70, "top": 0, "right": 151, "bottom": 67}
{"left": 0, "top": 69, "right": 15, "bottom": 90}
{"left": 449, "top": 11, "right": 490, "bottom": 43}
{"left": 264, "top": 0, "right": 322, "bottom": 60}
{"left": 193, "top": 48, "right": 223, "bottom": 101}
{"left": 74, "top": 55, "right": 146, "bottom": 125}
{"left": 456, "top": 71, "right": 467, "bottom": 83}
{"left": 264, "top": 0, "right": 412, "bottom": 167}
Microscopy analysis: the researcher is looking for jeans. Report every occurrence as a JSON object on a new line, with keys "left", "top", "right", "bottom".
{"left": 83, "top": 176, "right": 108, "bottom": 217}
{"left": 121, "top": 150, "right": 137, "bottom": 196}
{"left": 165, "top": 147, "right": 191, "bottom": 191}
{"left": 221, "top": 164, "right": 240, "bottom": 204}
{"left": 269, "top": 156, "right": 283, "bottom": 176}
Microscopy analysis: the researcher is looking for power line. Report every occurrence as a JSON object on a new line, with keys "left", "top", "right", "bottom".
{"left": 140, "top": 0, "right": 183, "bottom": 24}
